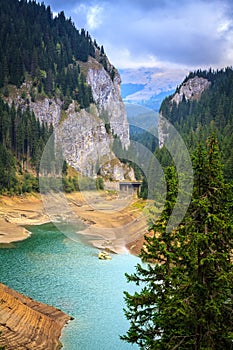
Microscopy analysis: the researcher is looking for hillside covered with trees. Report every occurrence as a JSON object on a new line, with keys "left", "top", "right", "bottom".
{"left": 123, "top": 134, "right": 233, "bottom": 349}
{"left": 0, "top": 98, "right": 52, "bottom": 194}
{"left": 0, "top": 0, "right": 113, "bottom": 194}
{"left": 0, "top": 0, "right": 105, "bottom": 108}
{"left": 123, "top": 66, "right": 233, "bottom": 350}
{"left": 159, "top": 67, "right": 233, "bottom": 181}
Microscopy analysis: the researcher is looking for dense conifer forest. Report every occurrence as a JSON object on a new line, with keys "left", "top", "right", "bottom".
{"left": 0, "top": 98, "right": 52, "bottom": 194}
{"left": 0, "top": 0, "right": 116, "bottom": 105}
{"left": 0, "top": 0, "right": 112, "bottom": 194}
{"left": 0, "top": 0, "right": 98, "bottom": 107}
{"left": 0, "top": 1, "right": 232, "bottom": 349}
{"left": 123, "top": 68, "right": 233, "bottom": 349}
{"left": 159, "top": 67, "right": 233, "bottom": 181}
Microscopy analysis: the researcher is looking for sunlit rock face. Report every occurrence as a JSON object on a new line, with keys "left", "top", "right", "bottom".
{"left": 4, "top": 56, "right": 132, "bottom": 179}
{"left": 87, "top": 57, "right": 130, "bottom": 150}
{"left": 56, "top": 103, "right": 113, "bottom": 177}
{"left": 159, "top": 76, "right": 211, "bottom": 148}
{"left": 171, "top": 76, "right": 211, "bottom": 105}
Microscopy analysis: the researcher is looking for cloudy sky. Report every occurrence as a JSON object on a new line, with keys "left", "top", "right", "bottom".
{"left": 42, "top": 0, "right": 233, "bottom": 71}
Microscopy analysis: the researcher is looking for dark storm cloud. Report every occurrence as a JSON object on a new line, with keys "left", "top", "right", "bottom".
{"left": 42, "top": 0, "right": 233, "bottom": 69}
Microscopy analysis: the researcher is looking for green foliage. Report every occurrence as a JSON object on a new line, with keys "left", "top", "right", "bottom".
{"left": 0, "top": 144, "right": 17, "bottom": 194}
{"left": 62, "top": 160, "right": 68, "bottom": 176}
{"left": 40, "top": 177, "right": 62, "bottom": 193}
{"left": 154, "top": 146, "right": 173, "bottom": 170}
{"left": 0, "top": 0, "right": 97, "bottom": 108}
{"left": 122, "top": 135, "right": 233, "bottom": 349}
{"left": 22, "top": 173, "right": 39, "bottom": 193}
{"left": 104, "top": 123, "right": 111, "bottom": 134}
{"left": 0, "top": 98, "right": 52, "bottom": 194}
{"left": 96, "top": 177, "right": 104, "bottom": 190}
{"left": 62, "top": 176, "right": 76, "bottom": 193}
{"left": 159, "top": 67, "right": 233, "bottom": 181}
{"left": 61, "top": 174, "right": 105, "bottom": 193}
{"left": 139, "top": 177, "right": 148, "bottom": 199}
{"left": 78, "top": 176, "right": 96, "bottom": 191}
{"left": 129, "top": 126, "right": 158, "bottom": 154}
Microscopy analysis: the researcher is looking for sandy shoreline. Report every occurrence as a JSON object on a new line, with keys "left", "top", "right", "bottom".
{"left": 0, "top": 191, "right": 148, "bottom": 348}
{"left": 0, "top": 191, "right": 149, "bottom": 254}
{"left": 0, "top": 194, "right": 49, "bottom": 244}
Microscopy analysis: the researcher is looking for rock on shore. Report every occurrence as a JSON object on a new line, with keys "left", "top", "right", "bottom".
{"left": 0, "top": 283, "right": 71, "bottom": 350}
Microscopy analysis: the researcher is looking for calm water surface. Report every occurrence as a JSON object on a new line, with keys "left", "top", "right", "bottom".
{"left": 0, "top": 223, "right": 139, "bottom": 350}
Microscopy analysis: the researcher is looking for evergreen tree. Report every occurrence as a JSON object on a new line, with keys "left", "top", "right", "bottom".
{"left": 122, "top": 166, "right": 179, "bottom": 348}
{"left": 0, "top": 98, "right": 52, "bottom": 193}
{"left": 0, "top": 0, "right": 100, "bottom": 107}
{"left": 122, "top": 135, "right": 233, "bottom": 349}
{"left": 139, "top": 177, "right": 148, "bottom": 199}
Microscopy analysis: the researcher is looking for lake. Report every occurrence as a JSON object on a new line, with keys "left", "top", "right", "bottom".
{"left": 0, "top": 222, "right": 139, "bottom": 349}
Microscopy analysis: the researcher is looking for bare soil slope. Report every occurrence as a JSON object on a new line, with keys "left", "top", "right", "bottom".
{"left": 0, "top": 283, "right": 71, "bottom": 350}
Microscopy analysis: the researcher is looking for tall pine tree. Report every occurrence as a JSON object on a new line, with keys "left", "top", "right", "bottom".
{"left": 122, "top": 135, "right": 233, "bottom": 349}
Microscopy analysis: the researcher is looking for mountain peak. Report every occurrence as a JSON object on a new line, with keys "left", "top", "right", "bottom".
{"left": 171, "top": 76, "right": 211, "bottom": 105}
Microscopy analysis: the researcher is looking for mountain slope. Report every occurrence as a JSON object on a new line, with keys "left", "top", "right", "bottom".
{"left": 0, "top": 0, "right": 131, "bottom": 194}
{"left": 159, "top": 67, "right": 233, "bottom": 180}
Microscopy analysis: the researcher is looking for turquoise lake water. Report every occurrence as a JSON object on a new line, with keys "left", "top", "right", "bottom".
{"left": 0, "top": 223, "right": 139, "bottom": 349}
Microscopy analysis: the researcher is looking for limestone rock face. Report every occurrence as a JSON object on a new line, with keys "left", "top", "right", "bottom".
{"left": 100, "top": 158, "right": 136, "bottom": 181}
{"left": 57, "top": 103, "right": 113, "bottom": 177}
{"left": 87, "top": 57, "right": 130, "bottom": 150}
{"left": 171, "top": 76, "right": 211, "bottom": 105}
{"left": 159, "top": 76, "right": 211, "bottom": 147}
{"left": 3, "top": 56, "right": 132, "bottom": 179}
{"left": 158, "top": 114, "right": 170, "bottom": 148}
{"left": 30, "top": 97, "right": 62, "bottom": 128}
{"left": 5, "top": 82, "right": 62, "bottom": 128}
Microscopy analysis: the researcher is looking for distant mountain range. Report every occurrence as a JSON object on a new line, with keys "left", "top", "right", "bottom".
{"left": 120, "top": 67, "right": 188, "bottom": 111}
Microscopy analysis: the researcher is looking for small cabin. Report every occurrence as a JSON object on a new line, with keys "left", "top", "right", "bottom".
{"left": 119, "top": 181, "right": 142, "bottom": 195}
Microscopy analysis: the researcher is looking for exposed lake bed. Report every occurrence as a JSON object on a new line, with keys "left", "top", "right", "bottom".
{"left": 0, "top": 192, "right": 148, "bottom": 349}
{"left": 0, "top": 191, "right": 148, "bottom": 254}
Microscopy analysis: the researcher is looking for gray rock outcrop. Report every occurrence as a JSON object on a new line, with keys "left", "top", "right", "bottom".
{"left": 171, "top": 76, "right": 211, "bottom": 105}
{"left": 57, "top": 102, "right": 113, "bottom": 177}
{"left": 3, "top": 57, "right": 132, "bottom": 180}
{"left": 159, "top": 76, "right": 211, "bottom": 147}
{"left": 87, "top": 57, "right": 130, "bottom": 150}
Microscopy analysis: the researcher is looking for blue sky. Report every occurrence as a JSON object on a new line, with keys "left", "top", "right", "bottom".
{"left": 42, "top": 0, "right": 233, "bottom": 70}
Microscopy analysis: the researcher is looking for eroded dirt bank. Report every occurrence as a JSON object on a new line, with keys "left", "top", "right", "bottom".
{"left": 0, "top": 283, "right": 71, "bottom": 350}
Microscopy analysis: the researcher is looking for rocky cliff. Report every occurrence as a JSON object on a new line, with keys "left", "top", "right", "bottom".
{"left": 159, "top": 76, "right": 211, "bottom": 147}
{"left": 56, "top": 56, "right": 130, "bottom": 179}
{"left": 4, "top": 56, "right": 131, "bottom": 180}
{"left": 0, "top": 283, "right": 71, "bottom": 350}
{"left": 57, "top": 102, "right": 112, "bottom": 177}
{"left": 171, "top": 76, "right": 211, "bottom": 105}
{"left": 87, "top": 57, "right": 130, "bottom": 150}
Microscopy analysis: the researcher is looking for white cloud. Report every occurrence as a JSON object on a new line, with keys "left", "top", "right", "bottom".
{"left": 103, "top": 45, "right": 162, "bottom": 69}
{"left": 87, "top": 5, "right": 103, "bottom": 30}
{"left": 43, "top": 0, "right": 233, "bottom": 70}
{"left": 73, "top": 4, "right": 103, "bottom": 30}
